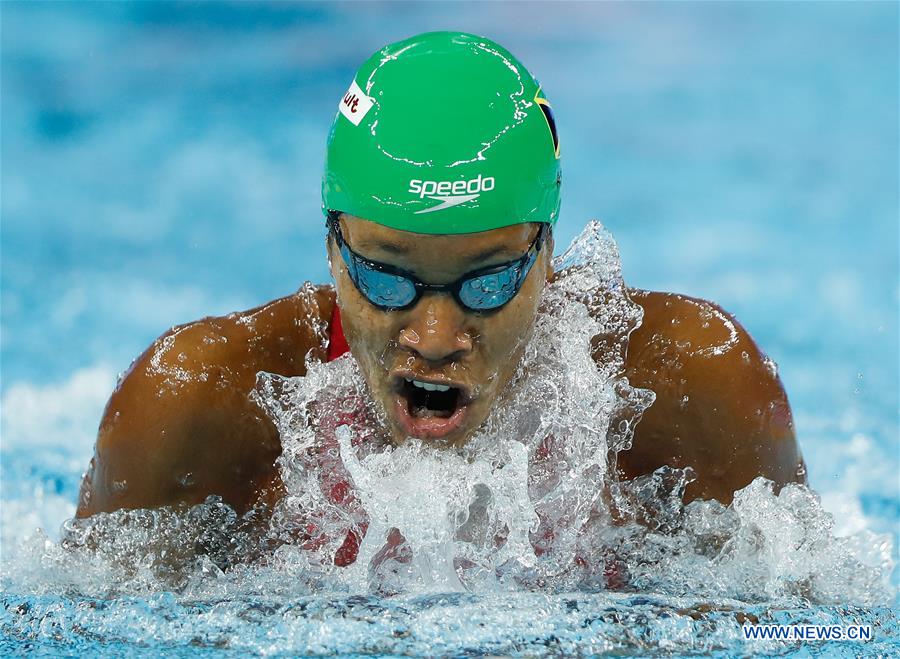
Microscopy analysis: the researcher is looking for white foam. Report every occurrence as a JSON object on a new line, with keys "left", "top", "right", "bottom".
{"left": 1, "top": 365, "right": 116, "bottom": 549}
{"left": 1, "top": 223, "right": 893, "bottom": 608}
{"left": 1, "top": 364, "right": 114, "bottom": 449}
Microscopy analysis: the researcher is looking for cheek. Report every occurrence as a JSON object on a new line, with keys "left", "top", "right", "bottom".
{"left": 329, "top": 252, "right": 354, "bottom": 311}
{"left": 330, "top": 252, "right": 372, "bottom": 342}
{"left": 340, "top": 296, "right": 388, "bottom": 354}
{"left": 333, "top": 279, "right": 399, "bottom": 383}
{"left": 478, "top": 285, "right": 543, "bottom": 363}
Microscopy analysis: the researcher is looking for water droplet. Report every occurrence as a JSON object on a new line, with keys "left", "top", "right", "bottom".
{"left": 210, "top": 219, "right": 892, "bottom": 607}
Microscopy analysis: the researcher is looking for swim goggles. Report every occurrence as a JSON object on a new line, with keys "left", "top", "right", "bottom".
{"left": 327, "top": 212, "right": 546, "bottom": 312}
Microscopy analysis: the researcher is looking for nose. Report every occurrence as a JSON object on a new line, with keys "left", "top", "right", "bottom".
{"left": 398, "top": 294, "right": 473, "bottom": 363}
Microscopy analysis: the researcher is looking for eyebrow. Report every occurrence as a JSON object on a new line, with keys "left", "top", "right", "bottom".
{"left": 468, "top": 245, "right": 517, "bottom": 263}
{"left": 365, "top": 241, "right": 408, "bottom": 256}
{"left": 468, "top": 227, "right": 541, "bottom": 264}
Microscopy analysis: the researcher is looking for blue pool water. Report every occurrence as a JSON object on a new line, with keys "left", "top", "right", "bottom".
{"left": 2, "top": 2, "right": 897, "bottom": 655}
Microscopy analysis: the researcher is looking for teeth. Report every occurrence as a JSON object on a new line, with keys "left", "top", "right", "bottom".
{"left": 406, "top": 378, "right": 451, "bottom": 392}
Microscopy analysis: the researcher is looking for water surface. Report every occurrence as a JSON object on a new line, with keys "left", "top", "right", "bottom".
{"left": 2, "top": 2, "right": 897, "bottom": 655}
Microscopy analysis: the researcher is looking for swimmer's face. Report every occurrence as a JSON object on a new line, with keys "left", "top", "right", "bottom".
{"left": 328, "top": 214, "right": 553, "bottom": 447}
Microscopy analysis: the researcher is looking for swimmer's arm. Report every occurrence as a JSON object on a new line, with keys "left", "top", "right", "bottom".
{"left": 616, "top": 290, "right": 805, "bottom": 505}
{"left": 75, "top": 286, "right": 335, "bottom": 517}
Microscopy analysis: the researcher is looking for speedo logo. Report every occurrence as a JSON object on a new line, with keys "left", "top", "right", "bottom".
{"left": 409, "top": 175, "right": 495, "bottom": 214}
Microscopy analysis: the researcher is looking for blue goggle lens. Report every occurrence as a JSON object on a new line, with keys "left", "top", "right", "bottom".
{"left": 341, "top": 243, "right": 418, "bottom": 308}
{"left": 457, "top": 265, "right": 523, "bottom": 310}
{"left": 332, "top": 216, "right": 543, "bottom": 312}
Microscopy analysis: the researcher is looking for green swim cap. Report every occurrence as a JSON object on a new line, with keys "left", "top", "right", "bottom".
{"left": 322, "top": 31, "right": 561, "bottom": 235}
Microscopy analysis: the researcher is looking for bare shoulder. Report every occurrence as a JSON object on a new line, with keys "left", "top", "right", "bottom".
{"left": 616, "top": 289, "right": 804, "bottom": 504}
{"left": 155, "top": 282, "right": 336, "bottom": 375}
{"left": 76, "top": 284, "right": 336, "bottom": 517}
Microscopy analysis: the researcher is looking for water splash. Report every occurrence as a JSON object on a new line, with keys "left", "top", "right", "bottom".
{"left": 601, "top": 474, "right": 895, "bottom": 606}
{"left": 248, "top": 221, "right": 894, "bottom": 602}
{"left": 251, "top": 220, "right": 653, "bottom": 592}
{"left": 1, "top": 223, "right": 894, "bottom": 649}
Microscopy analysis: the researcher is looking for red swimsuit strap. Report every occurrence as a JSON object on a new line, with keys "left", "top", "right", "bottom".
{"left": 326, "top": 304, "right": 350, "bottom": 362}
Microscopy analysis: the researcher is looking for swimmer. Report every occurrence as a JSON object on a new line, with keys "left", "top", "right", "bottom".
{"left": 76, "top": 32, "right": 804, "bottom": 531}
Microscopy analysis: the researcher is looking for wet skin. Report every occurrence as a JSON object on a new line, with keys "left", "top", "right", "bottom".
{"left": 330, "top": 217, "right": 551, "bottom": 448}
{"left": 76, "top": 218, "right": 804, "bottom": 519}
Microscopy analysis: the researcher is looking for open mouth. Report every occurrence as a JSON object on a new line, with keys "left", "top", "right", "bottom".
{"left": 403, "top": 378, "right": 460, "bottom": 418}
{"left": 391, "top": 375, "right": 471, "bottom": 441}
